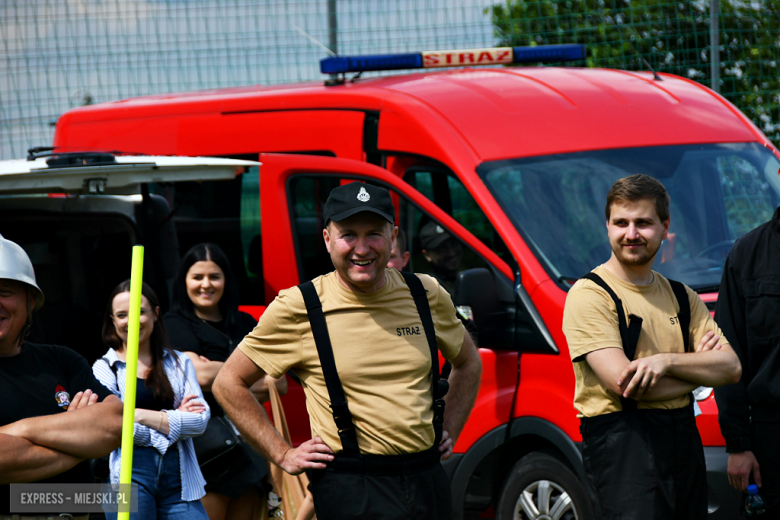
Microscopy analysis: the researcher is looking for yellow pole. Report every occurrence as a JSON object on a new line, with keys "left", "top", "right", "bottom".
{"left": 118, "top": 245, "right": 144, "bottom": 520}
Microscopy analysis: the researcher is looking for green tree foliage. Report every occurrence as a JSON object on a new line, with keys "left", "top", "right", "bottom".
{"left": 486, "top": 0, "right": 780, "bottom": 144}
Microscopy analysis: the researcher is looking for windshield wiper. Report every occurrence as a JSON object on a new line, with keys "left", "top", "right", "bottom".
{"left": 692, "top": 285, "right": 720, "bottom": 294}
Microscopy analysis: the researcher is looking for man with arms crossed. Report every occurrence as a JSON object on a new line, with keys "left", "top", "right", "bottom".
{"left": 0, "top": 235, "right": 123, "bottom": 519}
{"left": 213, "top": 183, "right": 481, "bottom": 519}
{"left": 563, "top": 175, "right": 741, "bottom": 519}
{"left": 715, "top": 206, "right": 780, "bottom": 517}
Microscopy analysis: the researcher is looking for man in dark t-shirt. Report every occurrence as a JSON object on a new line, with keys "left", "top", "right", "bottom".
{"left": 0, "top": 235, "right": 123, "bottom": 516}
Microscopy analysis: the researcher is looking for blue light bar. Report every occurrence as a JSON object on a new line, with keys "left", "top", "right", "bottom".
{"left": 320, "top": 44, "right": 585, "bottom": 75}
{"left": 321, "top": 53, "right": 422, "bottom": 75}
{"left": 512, "top": 44, "right": 585, "bottom": 63}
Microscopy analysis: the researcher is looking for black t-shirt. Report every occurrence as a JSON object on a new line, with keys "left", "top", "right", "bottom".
{"left": 0, "top": 342, "right": 114, "bottom": 514}
{"left": 135, "top": 377, "right": 174, "bottom": 411}
{"left": 164, "top": 309, "right": 256, "bottom": 416}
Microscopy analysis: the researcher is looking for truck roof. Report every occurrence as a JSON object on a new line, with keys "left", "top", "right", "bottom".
{"left": 55, "top": 67, "right": 767, "bottom": 169}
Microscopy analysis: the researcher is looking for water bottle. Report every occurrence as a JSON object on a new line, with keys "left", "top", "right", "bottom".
{"left": 745, "top": 484, "right": 766, "bottom": 516}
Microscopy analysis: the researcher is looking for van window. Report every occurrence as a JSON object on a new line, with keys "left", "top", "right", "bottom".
{"left": 149, "top": 166, "right": 264, "bottom": 304}
{"left": 0, "top": 210, "right": 135, "bottom": 363}
{"left": 397, "top": 197, "right": 494, "bottom": 295}
{"left": 288, "top": 176, "right": 341, "bottom": 281}
{"left": 405, "top": 167, "right": 517, "bottom": 273}
{"left": 240, "top": 167, "right": 262, "bottom": 284}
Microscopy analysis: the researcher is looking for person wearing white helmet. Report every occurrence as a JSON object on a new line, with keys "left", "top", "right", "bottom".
{"left": 0, "top": 234, "right": 123, "bottom": 519}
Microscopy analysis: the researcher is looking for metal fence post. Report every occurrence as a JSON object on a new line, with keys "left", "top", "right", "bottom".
{"left": 328, "top": 0, "right": 338, "bottom": 56}
{"left": 710, "top": 0, "right": 720, "bottom": 93}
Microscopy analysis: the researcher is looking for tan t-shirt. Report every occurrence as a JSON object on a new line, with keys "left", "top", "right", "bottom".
{"left": 562, "top": 265, "right": 728, "bottom": 417}
{"left": 238, "top": 269, "right": 465, "bottom": 455}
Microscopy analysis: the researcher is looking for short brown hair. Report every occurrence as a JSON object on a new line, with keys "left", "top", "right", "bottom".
{"left": 394, "top": 228, "right": 407, "bottom": 253}
{"left": 605, "top": 174, "right": 670, "bottom": 222}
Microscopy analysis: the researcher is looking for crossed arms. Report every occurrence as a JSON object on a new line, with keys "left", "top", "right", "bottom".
{"left": 586, "top": 331, "right": 742, "bottom": 402}
{"left": 0, "top": 391, "right": 123, "bottom": 484}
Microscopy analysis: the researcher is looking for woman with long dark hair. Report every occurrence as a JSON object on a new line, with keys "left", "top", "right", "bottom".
{"left": 93, "top": 280, "right": 210, "bottom": 520}
{"left": 164, "top": 243, "right": 286, "bottom": 520}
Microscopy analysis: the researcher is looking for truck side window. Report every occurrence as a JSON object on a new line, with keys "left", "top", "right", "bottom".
{"left": 397, "top": 197, "right": 494, "bottom": 295}
{"left": 405, "top": 167, "right": 517, "bottom": 273}
{"left": 289, "top": 176, "right": 342, "bottom": 281}
{"left": 240, "top": 167, "right": 263, "bottom": 289}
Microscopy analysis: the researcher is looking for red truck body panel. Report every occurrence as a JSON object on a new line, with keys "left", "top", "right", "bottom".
{"left": 52, "top": 66, "right": 778, "bottom": 459}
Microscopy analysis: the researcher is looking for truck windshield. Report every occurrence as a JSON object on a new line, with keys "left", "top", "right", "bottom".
{"left": 477, "top": 143, "right": 780, "bottom": 291}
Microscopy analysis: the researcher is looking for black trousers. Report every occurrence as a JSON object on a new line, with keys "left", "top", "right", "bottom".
{"left": 738, "top": 420, "right": 780, "bottom": 518}
{"left": 307, "top": 447, "right": 451, "bottom": 520}
{"left": 580, "top": 405, "right": 707, "bottom": 520}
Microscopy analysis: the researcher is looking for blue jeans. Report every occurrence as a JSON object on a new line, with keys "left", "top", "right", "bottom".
{"left": 105, "top": 446, "right": 208, "bottom": 520}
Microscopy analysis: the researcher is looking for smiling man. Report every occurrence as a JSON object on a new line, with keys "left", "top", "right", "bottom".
{"left": 213, "top": 182, "right": 481, "bottom": 520}
{"left": 562, "top": 175, "right": 741, "bottom": 520}
{"left": 0, "top": 235, "right": 123, "bottom": 519}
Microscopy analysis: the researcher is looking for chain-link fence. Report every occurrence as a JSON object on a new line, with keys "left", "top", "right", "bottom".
{"left": 488, "top": 0, "right": 780, "bottom": 145}
{"left": 2, "top": 0, "right": 778, "bottom": 160}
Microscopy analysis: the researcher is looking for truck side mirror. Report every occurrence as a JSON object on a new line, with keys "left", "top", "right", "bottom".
{"left": 454, "top": 268, "right": 507, "bottom": 347}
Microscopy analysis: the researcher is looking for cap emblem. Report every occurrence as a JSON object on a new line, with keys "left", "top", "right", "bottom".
{"left": 436, "top": 225, "right": 445, "bottom": 233}
{"left": 357, "top": 186, "right": 371, "bottom": 202}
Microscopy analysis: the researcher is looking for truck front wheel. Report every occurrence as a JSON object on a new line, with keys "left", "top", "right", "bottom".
{"left": 497, "top": 452, "right": 593, "bottom": 520}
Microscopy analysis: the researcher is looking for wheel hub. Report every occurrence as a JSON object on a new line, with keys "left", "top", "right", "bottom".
{"left": 513, "top": 479, "right": 578, "bottom": 520}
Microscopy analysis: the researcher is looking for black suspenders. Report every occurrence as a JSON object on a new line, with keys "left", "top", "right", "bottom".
{"left": 668, "top": 280, "right": 691, "bottom": 354}
{"left": 298, "top": 273, "right": 448, "bottom": 456}
{"left": 581, "top": 272, "right": 691, "bottom": 411}
{"left": 401, "top": 271, "right": 449, "bottom": 448}
{"left": 299, "top": 281, "right": 360, "bottom": 455}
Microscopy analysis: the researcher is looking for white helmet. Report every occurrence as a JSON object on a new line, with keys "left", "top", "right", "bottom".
{"left": 0, "top": 234, "right": 44, "bottom": 311}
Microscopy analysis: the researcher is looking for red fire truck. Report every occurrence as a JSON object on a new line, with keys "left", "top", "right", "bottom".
{"left": 3, "top": 45, "right": 779, "bottom": 519}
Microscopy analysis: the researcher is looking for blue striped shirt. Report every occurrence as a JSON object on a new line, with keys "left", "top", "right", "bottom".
{"left": 92, "top": 348, "right": 210, "bottom": 501}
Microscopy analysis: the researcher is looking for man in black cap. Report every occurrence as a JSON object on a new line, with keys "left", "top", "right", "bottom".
{"left": 213, "top": 182, "right": 482, "bottom": 520}
{"left": 420, "top": 220, "right": 464, "bottom": 295}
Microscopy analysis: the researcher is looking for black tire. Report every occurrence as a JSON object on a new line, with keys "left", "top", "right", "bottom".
{"left": 497, "top": 452, "right": 594, "bottom": 520}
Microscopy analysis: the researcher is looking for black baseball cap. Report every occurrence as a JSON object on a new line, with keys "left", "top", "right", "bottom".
{"left": 323, "top": 182, "right": 395, "bottom": 225}
{"left": 419, "top": 220, "right": 452, "bottom": 250}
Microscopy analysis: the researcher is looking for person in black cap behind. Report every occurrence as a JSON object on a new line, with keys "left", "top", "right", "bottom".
{"left": 420, "top": 220, "right": 464, "bottom": 295}
{"left": 212, "top": 181, "right": 482, "bottom": 520}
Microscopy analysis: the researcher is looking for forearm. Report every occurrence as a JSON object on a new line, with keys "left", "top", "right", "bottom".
{"left": 634, "top": 375, "right": 698, "bottom": 402}
{"left": 443, "top": 356, "right": 481, "bottom": 443}
{"left": 197, "top": 362, "right": 223, "bottom": 390}
{"left": 249, "top": 375, "right": 288, "bottom": 403}
{"left": 213, "top": 372, "right": 293, "bottom": 467}
{"left": 185, "top": 352, "right": 224, "bottom": 390}
{"left": 0, "top": 400, "right": 123, "bottom": 458}
{"left": 0, "top": 434, "right": 83, "bottom": 484}
{"left": 135, "top": 409, "right": 169, "bottom": 436}
{"left": 665, "top": 349, "right": 741, "bottom": 387}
